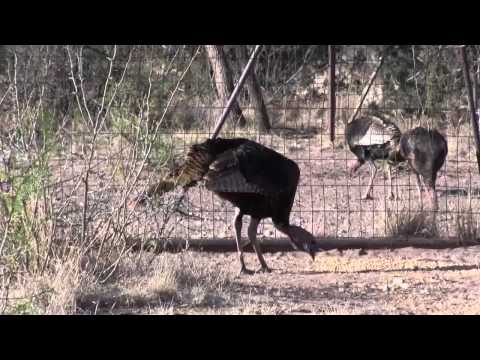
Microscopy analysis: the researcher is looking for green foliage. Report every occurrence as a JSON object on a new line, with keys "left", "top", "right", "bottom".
{"left": 139, "top": 132, "right": 172, "bottom": 171}
{"left": 38, "top": 110, "right": 59, "bottom": 153}
{"left": 335, "top": 45, "right": 465, "bottom": 123}
{"left": 3, "top": 45, "right": 472, "bottom": 133}
{"left": 110, "top": 110, "right": 173, "bottom": 171}
{"left": 0, "top": 147, "right": 52, "bottom": 259}
{"left": 253, "top": 45, "right": 329, "bottom": 93}
{"left": 7, "top": 110, "right": 59, "bottom": 155}
{"left": 11, "top": 300, "right": 41, "bottom": 315}
{"left": 107, "top": 46, "right": 213, "bottom": 121}
{"left": 0, "top": 45, "right": 8, "bottom": 74}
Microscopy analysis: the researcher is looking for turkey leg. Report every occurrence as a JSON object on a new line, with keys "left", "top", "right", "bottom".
{"left": 415, "top": 173, "right": 425, "bottom": 209}
{"left": 426, "top": 185, "right": 438, "bottom": 211}
{"left": 387, "top": 164, "right": 395, "bottom": 200}
{"left": 233, "top": 208, "right": 253, "bottom": 275}
{"left": 362, "top": 161, "right": 377, "bottom": 200}
{"left": 248, "top": 217, "right": 271, "bottom": 273}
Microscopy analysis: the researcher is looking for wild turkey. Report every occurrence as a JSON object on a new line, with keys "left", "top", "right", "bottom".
{"left": 399, "top": 127, "right": 448, "bottom": 210}
{"left": 140, "top": 137, "right": 317, "bottom": 274}
{"left": 346, "top": 115, "right": 404, "bottom": 200}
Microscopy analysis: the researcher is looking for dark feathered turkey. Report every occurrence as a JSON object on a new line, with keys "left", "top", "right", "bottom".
{"left": 141, "top": 137, "right": 317, "bottom": 274}
{"left": 400, "top": 127, "right": 448, "bottom": 210}
{"left": 346, "top": 115, "right": 404, "bottom": 200}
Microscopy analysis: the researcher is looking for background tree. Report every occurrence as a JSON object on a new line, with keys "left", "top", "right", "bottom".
{"left": 205, "top": 45, "right": 246, "bottom": 127}
{"left": 236, "top": 45, "right": 271, "bottom": 132}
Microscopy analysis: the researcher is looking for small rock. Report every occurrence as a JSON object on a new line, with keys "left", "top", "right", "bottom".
{"left": 391, "top": 278, "right": 409, "bottom": 290}
{"left": 392, "top": 278, "right": 403, "bottom": 286}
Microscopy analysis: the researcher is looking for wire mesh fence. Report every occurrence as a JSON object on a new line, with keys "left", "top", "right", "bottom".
{"left": 0, "top": 45, "right": 479, "bottom": 264}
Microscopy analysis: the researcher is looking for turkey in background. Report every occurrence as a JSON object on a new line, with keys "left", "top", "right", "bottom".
{"left": 346, "top": 115, "right": 404, "bottom": 200}
{"left": 400, "top": 127, "right": 448, "bottom": 210}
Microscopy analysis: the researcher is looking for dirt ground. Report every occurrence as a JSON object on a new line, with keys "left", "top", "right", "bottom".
{"left": 48, "top": 128, "right": 480, "bottom": 315}
{"left": 138, "top": 246, "right": 480, "bottom": 315}
{"left": 118, "top": 129, "right": 480, "bottom": 315}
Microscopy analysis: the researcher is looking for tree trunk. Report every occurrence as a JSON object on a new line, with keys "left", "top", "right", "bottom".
{"left": 205, "top": 45, "right": 246, "bottom": 127}
{"left": 470, "top": 46, "right": 480, "bottom": 109}
{"left": 236, "top": 46, "right": 271, "bottom": 132}
{"left": 459, "top": 46, "right": 480, "bottom": 175}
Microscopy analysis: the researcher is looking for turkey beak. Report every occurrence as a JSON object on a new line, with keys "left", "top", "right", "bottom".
{"left": 304, "top": 244, "right": 316, "bottom": 261}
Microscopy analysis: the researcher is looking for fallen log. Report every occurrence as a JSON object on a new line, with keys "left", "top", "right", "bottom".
{"left": 128, "top": 236, "right": 480, "bottom": 253}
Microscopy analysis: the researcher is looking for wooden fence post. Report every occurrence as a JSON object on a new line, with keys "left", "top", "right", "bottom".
{"left": 459, "top": 45, "right": 480, "bottom": 174}
{"left": 328, "top": 45, "right": 336, "bottom": 144}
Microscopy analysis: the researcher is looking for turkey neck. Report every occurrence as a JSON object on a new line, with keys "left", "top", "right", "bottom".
{"left": 274, "top": 222, "right": 315, "bottom": 255}
{"left": 274, "top": 222, "right": 294, "bottom": 237}
{"left": 274, "top": 222, "right": 298, "bottom": 247}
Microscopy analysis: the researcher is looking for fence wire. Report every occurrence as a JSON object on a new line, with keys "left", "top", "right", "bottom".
{"left": 1, "top": 45, "right": 479, "bottom": 254}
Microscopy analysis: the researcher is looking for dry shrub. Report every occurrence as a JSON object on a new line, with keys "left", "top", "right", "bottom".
{"left": 3, "top": 253, "right": 92, "bottom": 315}
{"left": 456, "top": 214, "right": 479, "bottom": 243}
{"left": 3, "top": 250, "right": 232, "bottom": 314}
{"left": 75, "top": 252, "right": 232, "bottom": 314}
{"left": 447, "top": 123, "right": 476, "bottom": 161}
{"left": 385, "top": 204, "right": 438, "bottom": 238}
{"left": 455, "top": 205, "right": 480, "bottom": 243}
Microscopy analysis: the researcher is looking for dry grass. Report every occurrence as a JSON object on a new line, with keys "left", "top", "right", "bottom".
{"left": 2, "top": 251, "right": 232, "bottom": 315}
{"left": 385, "top": 208, "right": 438, "bottom": 238}
{"left": 456, "top": 213, "right": 479, "bottom": 243}
{"left": 2, "top": 255, "right": 92, "bottom": 315}
{"left": 447, "top": 123, "right": 476, "bottom": 161}
{"left": 455, "top": 200, "right": 480, "bottom": 243}
{"left": 368, "top": 196, "right": 440, "bottom": 239}
{"left": 374, "top": 195, "right": 439, "bottom": 238}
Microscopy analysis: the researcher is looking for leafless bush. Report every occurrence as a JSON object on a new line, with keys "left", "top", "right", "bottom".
{"left": 385, "top": 206, "right": 438, "bottom": 238}
{"left": 455, "top": 194, "right": 480, "bottom": 243}
{"left": 1, "top": 251, "right": 232, "bottom": 314}
{"left": 456, "top": 212, "right": 479, "bottom": 243}
{"left": 0, "top": 45, "right": 204, "bottom": 313}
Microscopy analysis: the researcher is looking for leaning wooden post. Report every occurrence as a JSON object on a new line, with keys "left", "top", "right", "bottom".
{"left": 459, "top": 45, "right": 480, "bottom": 174}
{"left": 347, "top": 54, "right": 385, "bottom": 125}
{"left": 473, "top": 64, "right": 478, "bottom": 110}
{"left": 471, "top": 46, "right": 479, "bottom": 110}
{"left": 211, "top": 45, "right": 262, "bottom": 140}
{"left": 328, "top": 45, "right": 336, "bottom": 144}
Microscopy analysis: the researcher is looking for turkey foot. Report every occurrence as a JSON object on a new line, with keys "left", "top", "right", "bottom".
{"left": 239, "top": 267, "right": 255, "bottom": 275}
{"left": 361, "top": 193, "right": 374, "bottom": 200}
{"left": 256, "top": 266, "right": 272, "bottom": 274}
